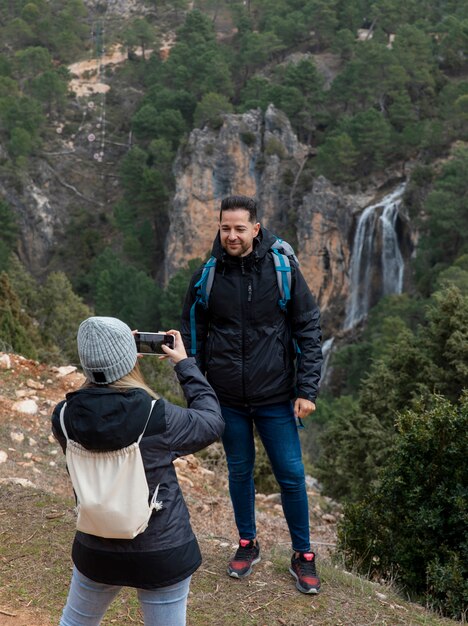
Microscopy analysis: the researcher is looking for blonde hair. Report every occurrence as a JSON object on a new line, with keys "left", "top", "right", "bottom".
{"left": 83, "top": 362, "right": 160, "bottom": 400}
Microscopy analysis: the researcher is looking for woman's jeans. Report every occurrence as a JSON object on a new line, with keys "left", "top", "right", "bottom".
{"left": 221, "top": 401, "right": 310, "bottom": 553}
{"left": 60, "top": 567, "right": 191, "bottom": 626}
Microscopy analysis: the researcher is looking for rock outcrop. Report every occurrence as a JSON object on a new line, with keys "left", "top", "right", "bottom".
{"left": 5, "top": 83, "right": 413, "bottom": 336}
{"left": 298, "top": 177, "right": 355, "bottom": 329}
{"left": 165, "top": 105, "right": 412, "bottom": 332}
{"left": 1, "top": 59, "right": 142, "bottom": 277}
{"left": 164, "top": 105, "right": 309, "bottom": 281}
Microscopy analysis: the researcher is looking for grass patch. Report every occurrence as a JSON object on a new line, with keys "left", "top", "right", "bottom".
{"left": 0, "top": 484, "right": 459, "bottom": 626}
{"left": 0, "top": 485, "right": 75, "bottom": 623}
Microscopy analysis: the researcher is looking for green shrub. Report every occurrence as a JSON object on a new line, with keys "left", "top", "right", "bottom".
{"left": 240, "top": 131, "right": 256, "bottom": 146}
{"left": 0, "top": 272, "right": 42, "bottom": 358}
{"left": 264, "top": 137, "right": 287, "bottom": 158}
{"left": 337, "top": 393, "right": 468, "bottom": 620}
{"left": 193, "top": 92, "right": 232, "bottom": 130}
{"left": 318, "top": 288, "right": 468, "bottom": 504}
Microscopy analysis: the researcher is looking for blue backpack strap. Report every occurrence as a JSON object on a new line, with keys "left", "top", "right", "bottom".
{"left": 271, "top": 238, "right": 298, "bottom": 311}
{"left": 190, "top": 256, "right": 217, "bottom": 356}
{"left": 272, "top": 237, "right": 299, "bottom": 264}
{"left": 271, "top": 248, "right": 291, "bottom": 311}
{"left": 194, "top": 256, "right": 217, "bottom": 308}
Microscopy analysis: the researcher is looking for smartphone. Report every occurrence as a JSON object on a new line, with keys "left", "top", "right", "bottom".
{"left": 134, "top": 332, "right": 175, "bottom": 355}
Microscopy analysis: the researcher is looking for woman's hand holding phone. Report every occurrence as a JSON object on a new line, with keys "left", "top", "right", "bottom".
{"left": 159, "top": 330, "right": 187, "bottom": 364}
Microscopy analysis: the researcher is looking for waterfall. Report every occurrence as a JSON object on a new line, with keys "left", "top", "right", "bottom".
{"left": 381, "top": 196, "right": 404, "bottom": 296}
{"left": 344, "top": 183, "right": 406, "bottom": 330}
{"left": 320, "top": 336, "right": 335, "bottom": 385}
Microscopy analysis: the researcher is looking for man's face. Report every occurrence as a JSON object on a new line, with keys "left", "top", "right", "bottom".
{"left": 219, "top": 209, "right": 260, "bottom": 257}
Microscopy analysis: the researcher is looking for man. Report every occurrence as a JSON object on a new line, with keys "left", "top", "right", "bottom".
{"left": 181, "top": 195, "right": 323, "bottom": 594}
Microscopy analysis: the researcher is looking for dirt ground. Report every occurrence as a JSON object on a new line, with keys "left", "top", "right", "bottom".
{"left": 0, "top": 608, "right": 51, "bottom": 626}
{"left": 0, "top": 352, "right": 338, "bottom": 625}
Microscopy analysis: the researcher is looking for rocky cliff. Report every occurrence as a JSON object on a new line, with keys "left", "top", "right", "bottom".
{"left": 164, "top": 104, "right": 306, "bottom": 281}
{"left": 0, "top": 49, "right": 143, "bottom": 277}
{"left": 3, "top": 83, "right": 413, "bottom": 336}
{"left": 165, "top": 105, "right": 413, "bottom": 332}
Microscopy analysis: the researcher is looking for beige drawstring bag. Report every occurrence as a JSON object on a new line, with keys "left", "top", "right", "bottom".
{"left": 59, "top": 400, "right": 162, "bottom": 539}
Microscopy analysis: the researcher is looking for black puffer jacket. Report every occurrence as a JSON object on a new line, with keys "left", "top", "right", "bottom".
{"left": 51, "top": 358, "right": 224, "bottom": 589}
{"left": 181, "top": 227, "right": 322, "bottom": 406}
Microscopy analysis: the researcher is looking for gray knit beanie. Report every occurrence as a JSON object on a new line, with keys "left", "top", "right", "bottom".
{"left": 77, "top": 316, "right": 137, "bottom": 384}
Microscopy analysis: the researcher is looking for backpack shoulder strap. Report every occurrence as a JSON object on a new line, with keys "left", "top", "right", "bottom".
{"left": 59, "top": 403, "right": 69, "bottom": 441}
{"left": 189, "top": 256, "right": 217, "bottom": 356}
{"left": 271, "top": 237, "right": 299, "bottom": 264}
{"left": 194, "top": 256, "right": 217, "bottom": 308}
{"left": 60, "top": 400, "right": 156, "bottom": 447}
{"left": 137, "top": 400, "right": 157, "bottom": 444}
{"left": 270, "top": 238, "right": 298, "bottom": 311}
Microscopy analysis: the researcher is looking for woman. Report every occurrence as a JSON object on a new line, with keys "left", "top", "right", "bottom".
{"left": 51, "top": 316, "right": 224, "bottom": 626}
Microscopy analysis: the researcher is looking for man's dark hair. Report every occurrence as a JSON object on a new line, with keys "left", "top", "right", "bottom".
{"left": 220, "top": 195, "right": 258, "bottom": 223}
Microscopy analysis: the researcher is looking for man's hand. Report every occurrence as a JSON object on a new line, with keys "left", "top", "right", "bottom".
{"left": 294, "top": 398, "right": 316, "bottom": 419}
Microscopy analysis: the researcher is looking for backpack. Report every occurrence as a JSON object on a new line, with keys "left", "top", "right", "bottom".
{"left": 189, "top": 237, "right": 298, "bottom": 356}
{"left": 59, "top": 400, "right": 163, "bottom": 539}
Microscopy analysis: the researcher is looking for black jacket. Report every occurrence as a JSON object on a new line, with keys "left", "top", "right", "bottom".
{"left": 181, "top": 227, "right": 322, "bottom": 407}
{"left": 51, "top": 358, "right": 224, "bottom": 589}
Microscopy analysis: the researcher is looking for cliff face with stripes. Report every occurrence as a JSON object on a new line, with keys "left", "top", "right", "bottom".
{"left": 165, "top": 105, "right": 375, "bottom": 331}
{"left": 0, "top": 1, "right": 415, "bottom": 337}
{"left": 5, "top": 85, "right": 410, "bottom": 335}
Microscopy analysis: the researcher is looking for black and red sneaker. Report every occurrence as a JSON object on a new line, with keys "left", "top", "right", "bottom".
{"left": 289, "top": 551, "right": 321, "bottom": 594}
{"left": 227, "top": 539, "right": 261, "bottom": 578}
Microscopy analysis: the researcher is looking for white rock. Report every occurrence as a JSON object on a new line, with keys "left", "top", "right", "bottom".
{"left": 26, "top": 379, "right": 45, "bottom": 390}
{"left": 264, "top": 493, "right": 282, "bottom": 504}
{"left": 10, "top": 431, "right": 24, "bottom": 443}
{"left": 177, "top": 474, "right": 194, "bottom": 488}
{"left": 305, "top": 475, "right": 322, "bottom": 491}
{"left": 55, "top": 365, "right": 77, "bottom": 377}
{"left": 15, "top": 389, "right": 29, "bottom": 398}
{"left": 0, "top": 477, "right": 36, "bottom": 488}
{"left": 199, "top": 467, "right": 215, "bottom": 476}
{"left": 0, "top": 354, "right": 11, "bottom": 369}
{"left": 28, "top": 437, "right": 37, "bottom": 446}
{"left": 0, "top": 450, "right": 8, "bottom": 463}
{"left": 12, "top": 399, "right": 39, "bottom": 415}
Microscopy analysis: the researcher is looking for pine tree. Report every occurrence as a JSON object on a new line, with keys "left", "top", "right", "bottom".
{"left": 0, "top": 272, "right": 40, "bottom": 358}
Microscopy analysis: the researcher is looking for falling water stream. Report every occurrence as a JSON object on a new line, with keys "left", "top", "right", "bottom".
{"left": 320, "top": 184, "right": 407, "bottom": 388}
{"left": 344, "top": 183, "right": 406, "bottom": 330}
{"left": 320, "top": 337, "right": 335, "bottom": 384}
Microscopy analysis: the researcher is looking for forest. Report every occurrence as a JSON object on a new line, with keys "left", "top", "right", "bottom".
{"left": 0, "top": 0, "right": 467, "bottom": 619}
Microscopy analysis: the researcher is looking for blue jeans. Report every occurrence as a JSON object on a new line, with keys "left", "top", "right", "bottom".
{"left": 60, "top": 567, "right": 191, "bottom": 626}
{"left": 221, "top": 402, "right": 310, "bottom": 553}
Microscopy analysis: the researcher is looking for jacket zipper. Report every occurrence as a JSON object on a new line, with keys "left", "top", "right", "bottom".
{"left": 243, "top": 277, "right": 253, "bottom": 402}
{"left": 240, "top": 259, "right": 250, "bottom": 403}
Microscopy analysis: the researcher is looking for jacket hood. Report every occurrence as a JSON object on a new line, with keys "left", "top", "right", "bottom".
{"left": 210, "top": 226, "right": 278, "bottom": 263}
{"left": 62, "top": 387, "right": 153, "bottom": 450}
